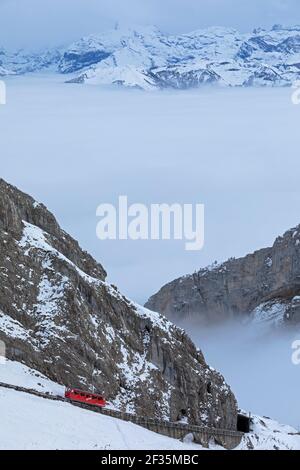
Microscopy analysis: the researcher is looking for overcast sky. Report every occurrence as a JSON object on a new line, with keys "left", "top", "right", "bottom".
{"left": 0, "top": 0, "right": 300, "bottom": 49}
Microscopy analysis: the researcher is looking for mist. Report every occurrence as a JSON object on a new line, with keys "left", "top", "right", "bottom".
{"left": 176, "top": 316, "right": 300, "bottom": 429}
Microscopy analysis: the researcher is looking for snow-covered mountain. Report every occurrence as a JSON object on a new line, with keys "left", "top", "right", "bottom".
{"left": 0, "top": 48, "right": 60, "bottom": 76}
{"left": 1, "top": 24, "right": 300, "bottom": 89}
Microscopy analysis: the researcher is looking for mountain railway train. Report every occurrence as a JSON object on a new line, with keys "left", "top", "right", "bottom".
{"left": 65, "top": 388, "right": 106, "bottom": 407}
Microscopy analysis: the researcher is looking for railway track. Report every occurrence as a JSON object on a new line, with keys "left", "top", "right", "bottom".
{"left": 0, "top": 381, "right": 243, "bottom": 449}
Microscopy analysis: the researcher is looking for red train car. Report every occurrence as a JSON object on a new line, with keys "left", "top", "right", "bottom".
{"left": 65, "top": 388, "right": 106, "bottom": 408}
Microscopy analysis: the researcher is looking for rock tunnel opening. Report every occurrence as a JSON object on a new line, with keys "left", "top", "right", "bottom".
{"left": 237, "top": 413, "right": 251, "bottom": 433}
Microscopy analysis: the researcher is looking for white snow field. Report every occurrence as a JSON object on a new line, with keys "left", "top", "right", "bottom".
{"left": 0, "top": 387, "right": 207, "bottom": 450}
{"left": 0, "top": 360, "right": 204, "bottom": 450}
{"left": 0, "top": 360, "right": 300, "bottom": 450}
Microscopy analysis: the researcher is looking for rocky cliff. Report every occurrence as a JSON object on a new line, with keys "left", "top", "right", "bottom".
{"left": 146, "top": 227, "right": 300, "bottom": 327}
{"left": 0, "top": 178, "right": 237, "bottom": 429}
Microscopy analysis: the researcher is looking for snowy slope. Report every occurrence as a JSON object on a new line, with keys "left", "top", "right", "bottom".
{"left": 0, "top": 361, "right": 299, "bottom": 450}
{"left": 0, "top": 387, "right": 206, "bottom": 450}
{"left": 1, "top": 25, "right": 300, "bottom": 89}
{"left": 0, "top": 359, "right": 64, "bottom": 396}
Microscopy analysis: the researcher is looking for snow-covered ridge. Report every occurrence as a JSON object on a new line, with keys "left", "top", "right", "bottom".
{"left": 1, "top": 24, "right": 300, "bottom": 89}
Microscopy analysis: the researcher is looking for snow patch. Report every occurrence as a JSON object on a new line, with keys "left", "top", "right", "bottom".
{"left": 0, "top": 360, "right": 64, "bottom": 396}
{"left": 0, "top": 310, "right": 35, "bottom": 344}
{"left": 251, "top": 301, "right": 287, "bottom": 327}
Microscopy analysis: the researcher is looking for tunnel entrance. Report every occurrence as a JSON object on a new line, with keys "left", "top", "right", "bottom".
{"left": 237, "top": 413, "right": 251, "bottom": 433}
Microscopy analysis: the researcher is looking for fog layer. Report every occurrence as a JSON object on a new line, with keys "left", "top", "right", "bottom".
{"left": 1, "top": 75, "right": 300, "bottom": 304}
{"left": 178, "top": 317, "right": 300, "bottom": 429}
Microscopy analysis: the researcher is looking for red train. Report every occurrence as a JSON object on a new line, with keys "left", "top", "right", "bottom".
{"left": 65, "top": 388, "right": 106, "bottom": 408}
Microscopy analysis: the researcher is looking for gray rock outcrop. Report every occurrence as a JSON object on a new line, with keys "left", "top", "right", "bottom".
{"left": 145, "top": 226, "right": 300, "bottom": 327}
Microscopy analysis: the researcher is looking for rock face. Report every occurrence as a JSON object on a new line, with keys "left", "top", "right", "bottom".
{"left": 145, "top": 227, "right": 300, "bottom": 327}
{"left": 1, "top": 24, "right": 300, "bottom": 89}
{"left": 0, "top": 179, "right": 237, "bottom": 429}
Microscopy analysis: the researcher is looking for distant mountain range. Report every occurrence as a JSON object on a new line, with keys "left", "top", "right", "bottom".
{"left": 1, "top": 24, "right": 300, "bottom": 90}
